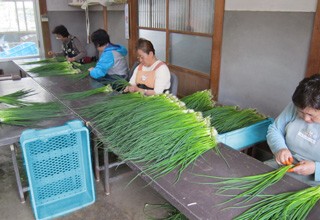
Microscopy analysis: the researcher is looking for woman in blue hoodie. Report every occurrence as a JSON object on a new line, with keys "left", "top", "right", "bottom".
{"left": 89, "top": 29, "right": 128, "bottom": 82}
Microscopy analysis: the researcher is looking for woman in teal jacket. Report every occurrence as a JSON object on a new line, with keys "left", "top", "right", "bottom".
{"left": 89, "top": 29, "right": 128, "bottom": 82}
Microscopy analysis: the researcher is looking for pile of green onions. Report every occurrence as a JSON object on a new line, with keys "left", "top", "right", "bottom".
{"left": 180, "top": 90, "right": 266, "bottom": 133}
{"left": 81, "top": 92, "right": 218, "bottom": 180}
{"left": 203, "top": 106, "right": 266, "bottom": 133}
{"left": 0, "top": 102, "right": 65, "bottom": 126}
{"left": 28, "top": 61, "right": 82, "bottom": 77}
{"left": 234, "top": 185, "right": 320, "bottom": 220}
{"left": 62, "top": 85, "right": 113, "bottom": 100}
{"left": 0, "top": 89, "right": 35, "bottom": 106}
{"left": 197, "top": 165, "right": 293, "bottom": 204}
{"left": 180, "top": 90, "right": 215, "bottom": 112}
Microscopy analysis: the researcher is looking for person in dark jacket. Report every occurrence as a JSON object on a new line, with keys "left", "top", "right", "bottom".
{"left": 48, "top": 25, "right": 86, "bottom": 63}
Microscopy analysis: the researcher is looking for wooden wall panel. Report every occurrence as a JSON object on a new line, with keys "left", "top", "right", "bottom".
{"left": 169, "top": 65, "right": 210, "bottom": 98}
{"left": 306, "top": 0, "right": 320, "bottom": 77}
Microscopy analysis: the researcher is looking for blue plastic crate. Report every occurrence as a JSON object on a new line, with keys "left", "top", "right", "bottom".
{"left": 217, "top": 118, "right": 274, "bottom": 151}
{"left": 20, "top": 120, "right": 95, "bottom": 220}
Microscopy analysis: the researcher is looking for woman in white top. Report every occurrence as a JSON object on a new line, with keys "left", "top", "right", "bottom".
{"left": 125, "top": 38, "right": 171, "bottom": 96}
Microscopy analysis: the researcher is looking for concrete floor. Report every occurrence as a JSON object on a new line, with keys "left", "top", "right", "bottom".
{"left": 0, "top": 146, "right": 167, "bottom": 220}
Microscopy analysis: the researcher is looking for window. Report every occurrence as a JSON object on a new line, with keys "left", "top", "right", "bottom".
{"left": 138, "top": 0, "right": 214, "bottom": 75}
{"left": 0, "top": 0, "right": 42, "bottom": 60}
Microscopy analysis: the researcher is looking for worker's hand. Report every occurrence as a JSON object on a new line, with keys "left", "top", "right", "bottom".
{"left": 275, "top": 149, "right": 293, "bottom": 165}
{"left": 287, "top": 160, "right": 315, "bottom": 175}
{"left": 67, "top": 57, "right": 76, "bottom": 62}
{"left": 88, "top": 67, "right": 94, "bottom": 71}
{"left": 125, "top": 85, "right": 139, "bottom": 93}
{"left": 48, "top": 51, "right": 54, "bottom": 56}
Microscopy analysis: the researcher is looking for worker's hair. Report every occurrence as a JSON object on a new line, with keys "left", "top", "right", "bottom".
{"left": 52, "top": 25, "right": 70, "bottom": 38}
{"left": 136, "top": 38, "right": 155, "bottom": 55}
{"left": 91, "top": 29, "right": 110, "bottom": 47}
{"left": 292, "top": 74, "right": 320, "bottom": 110}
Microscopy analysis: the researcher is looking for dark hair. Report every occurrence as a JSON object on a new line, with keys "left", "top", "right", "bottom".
{"left": 52, "top": 25, "right": 70, "bottom": 37}
{"left": 136, "top": 38, "right": 155, "bottom": 55}
{"left": 91, "top": 29, "right": 110, "bottom": 47}
{"left": 292, "top": 74, "right": 320, "bottom": 110}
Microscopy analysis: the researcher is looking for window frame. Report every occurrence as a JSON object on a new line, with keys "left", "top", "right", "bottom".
{"left": 0, "top": 0, "right": 45, "bottom": 62}
{"left": 128, "top": 0, "right": 225, "bottom": 97}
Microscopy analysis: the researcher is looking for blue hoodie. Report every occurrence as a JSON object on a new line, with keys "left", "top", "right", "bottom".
{"left": 90, "top": 44, "right": 128, "bottom": 79}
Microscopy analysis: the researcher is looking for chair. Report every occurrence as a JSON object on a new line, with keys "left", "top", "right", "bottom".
{"left": 127, "top": 61, "right": 139, "bottom": 81}
{"left": 169, "top": 72, "right": 178, "bottom": 96}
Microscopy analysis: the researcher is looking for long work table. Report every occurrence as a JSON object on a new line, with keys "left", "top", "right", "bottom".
{"left": 14, "top": 60, "right": 115, "bottom": 194}
{"left": 10, "top": 59, "right": 320, "bottom": 219}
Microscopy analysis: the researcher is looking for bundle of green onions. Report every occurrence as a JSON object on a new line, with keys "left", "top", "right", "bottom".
{"left": 81, "top": 92, "right": 218, "bottom": 180}
{"left": 62, "top": 85, "right": 113, "bottom": 100}
{"left": 234, "top": 185, "right": 320, "bottom": 220}
{"left": 23, "top": 57, "right": 66, "bottom": 65}
{"left": 28, "top": 61, "right": 81, "bottom": 77}
{"left": 180, "top": 90, "right": 215, "bottom": 112}
{"left": 144, "top": 203, "right": 188, "bottom": 220}
{"left": 203, "top": 106, "right": 266, "bottom": 133}
{"left": 196, "top": 165, "right": 293, "bottom": 204}
{"left": 0, "top": 89, "right": 35, "bottom": 106}
{"left": 108, "top": 77, "right": 130, "bottom": 91}
{"left": 0, "top": 102, "right": 65, "bottom": 126}
{"left": 69, "top": 62, "right": 96, "bottom": 80}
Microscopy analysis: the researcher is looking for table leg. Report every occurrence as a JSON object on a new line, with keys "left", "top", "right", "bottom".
{"left": 103, "top": 148, "right": 110, "bottom": 195}
{"left": 10, "top": 144, "right": 25, "bottom": 203}
{"left": 93, "top": 139, "right": 100, "bottom": 182}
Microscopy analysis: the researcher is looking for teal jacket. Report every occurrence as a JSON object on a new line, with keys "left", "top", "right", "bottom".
{"left": 90, "top": 44, "right": 128, "bottom": 79}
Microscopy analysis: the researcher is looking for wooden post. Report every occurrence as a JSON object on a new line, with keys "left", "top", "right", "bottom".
{"left": 210, "top": 0, "right": 225, "bottom": 100}
{"left": 128, "top": 0, "right": 138, "bottom": 67}
{"left": 39, "top": 0, "right": 51, "bottom": 58}
{"left": 103, "top": 6, "right": 108, "bottom": 31}
{"left": 306, "top": 0, "right": 320, "bottom": 77}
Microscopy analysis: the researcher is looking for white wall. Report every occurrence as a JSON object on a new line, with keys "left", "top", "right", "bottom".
{"left": 218, "top": 11, "right": 314, "bottom": 118}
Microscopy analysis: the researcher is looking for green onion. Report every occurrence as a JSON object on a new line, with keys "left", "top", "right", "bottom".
{"left": 181, "top": 90, "right": 215, "bottom": 112}
{"left": 144, "top": 203, "right": 188, "bottom": 220}
{"left": 234, "top": 185, "right": 320, "bottom": 220}
{"left": 203, "top": 106, "right": 266, "bottom": 133}
{"left": 196, "top": 165, "right": 293, "bottom": 203}
{"left": 81, "top": 93, "right": 218, "bottom": 181}
{"left": 108, "top": 77, "right": 130, "bottom": 91}
{"left": 0, "top": 89, "right": 35, "bottom": 106}
{"left": 62, "top": 85, "right": 113, "bottom": 100}
{"left": 0, "top": 102, "right": 65, "bottom": 126}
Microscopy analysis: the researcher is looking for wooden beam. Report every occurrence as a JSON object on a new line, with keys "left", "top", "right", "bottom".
{"left": 210, "top": 0, "right": 225, "bottom": 100}
{"left": 306, "top": 0, "right": 320, "bottom": 77}
{"left": 128, "top": 0, "right": 139, "bottom": 67}
{"left": 103, "top": 6, "right": 108, "bottom": 31}
{"left": 165, "top": 0, "right": 169, "bottom": 63}
{"left": 39, "top": 0, "right": 51, "bottom": 58}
